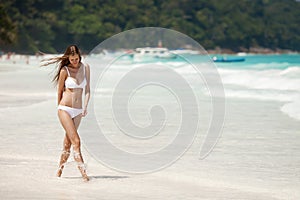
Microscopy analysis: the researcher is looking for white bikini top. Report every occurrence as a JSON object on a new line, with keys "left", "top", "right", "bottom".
{"left": 64, "top": 64, "right": 87, "bottom": 89}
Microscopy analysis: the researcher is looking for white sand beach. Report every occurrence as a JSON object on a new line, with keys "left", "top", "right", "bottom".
{"left": 0, "top": 55, "right": 300, "bottom": 200}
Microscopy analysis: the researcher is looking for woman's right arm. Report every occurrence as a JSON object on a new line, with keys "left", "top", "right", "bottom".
{"left": 57, "top": 69, "right": 67, "bottom": 105}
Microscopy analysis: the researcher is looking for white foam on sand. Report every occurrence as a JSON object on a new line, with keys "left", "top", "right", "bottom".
{"left": 0, "top": 58, "right": 300, "bottom": 199}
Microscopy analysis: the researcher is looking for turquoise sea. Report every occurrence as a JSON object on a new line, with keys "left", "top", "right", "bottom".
{"left": 139, "top": 53, "right": 300, "bottom": 121}
{"left": 94, "top": 53, "right": 300, "bottom": 121}
{"left": 211, "top": 54, "right": 300, "bottom": 121}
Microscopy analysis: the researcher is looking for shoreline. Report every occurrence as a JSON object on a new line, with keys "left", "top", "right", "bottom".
{"left": 0, "top": 48, "right": 299, "bottom": 60}
{"left": 206, "top": 47, "right": 299, "bottom": 55}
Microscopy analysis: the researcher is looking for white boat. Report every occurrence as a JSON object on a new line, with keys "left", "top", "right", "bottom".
{"left": 131, "top": 47, "right": 177, "bottom": 61}
{"left": 170, "top": 49, "right": 200, "bottom": 55}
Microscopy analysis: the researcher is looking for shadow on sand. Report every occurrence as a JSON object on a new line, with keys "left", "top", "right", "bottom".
{"left": 63, "top": 175, "right": 129, "bottom": 180}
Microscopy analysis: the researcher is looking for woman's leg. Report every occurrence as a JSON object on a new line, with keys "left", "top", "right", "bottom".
{"left": 56, "top": 134, "right": 72, "bottom": 177}
{"left": 72, "top": 115, "right": 89, "bottom": 181}
{"left": 57, "top": 110, "right": 88, "bottom": 181}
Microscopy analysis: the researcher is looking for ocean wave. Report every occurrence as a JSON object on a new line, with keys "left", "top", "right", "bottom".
{"left": 249, "top": 62, "right": 291, "bottom": 70}
{"left": 281, "top": 100, "right": 300, "bottom": 121}
{"left": 219, "top": 68, "right": 300, "bottom": 91}
{"left": 279, "top": 66, "right": 300, "bottom": 78}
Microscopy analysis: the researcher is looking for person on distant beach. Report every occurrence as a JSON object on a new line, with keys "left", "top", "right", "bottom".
{"left": 41, "top": 45, "right": 90, "bottom": 182}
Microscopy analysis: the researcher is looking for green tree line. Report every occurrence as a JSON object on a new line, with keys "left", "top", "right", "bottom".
{"left": 1, "top": 0, "right": 300, "bottom": 54}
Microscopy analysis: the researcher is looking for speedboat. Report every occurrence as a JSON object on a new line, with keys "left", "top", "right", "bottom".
{"left": 212, "top": 56, "right": 245, "bottom": 63}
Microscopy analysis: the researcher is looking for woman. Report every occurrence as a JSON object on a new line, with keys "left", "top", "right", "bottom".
{"left": 42, "top": 45, "right": 90, "bottom": 182}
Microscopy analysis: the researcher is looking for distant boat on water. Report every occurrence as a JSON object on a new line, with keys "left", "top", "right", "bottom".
{"left": 131, "top": 47, "right": 177, "bottom": 61}
{"left": 212, "top": 56, "right": 245, "bottom": 63}
{"left": 170, "top": 49, "right": 200, "bottom": 55}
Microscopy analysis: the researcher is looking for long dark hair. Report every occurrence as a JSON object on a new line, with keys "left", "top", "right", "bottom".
{"left": 41, "top": 45, "right": 82, "bottom": 84}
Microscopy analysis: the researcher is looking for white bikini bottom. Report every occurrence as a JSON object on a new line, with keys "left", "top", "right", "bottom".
{"left": 58, "top": 105, "right": 83, "bottom": 118}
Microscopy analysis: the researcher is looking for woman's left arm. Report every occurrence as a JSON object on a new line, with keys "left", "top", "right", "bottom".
{"left": 82, "top": 64, "right": 90, "bottom": 117}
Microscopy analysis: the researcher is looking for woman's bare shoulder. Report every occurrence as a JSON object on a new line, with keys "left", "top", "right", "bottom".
{"left": 81, "top": 62, "right": 90, "bottom": 72}
{"left": 81, "top": 61, "right": 89, "bottom": 67}
{"left": 59, "top": 67, "right": 68, "bottom": 77}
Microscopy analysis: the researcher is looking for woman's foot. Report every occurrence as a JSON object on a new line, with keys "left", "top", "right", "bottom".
{"left": 77, "top": 163, "right": 89, "bottom": 182}
{"left": 82, "top": 174, "right": 90, "bottom": 182}
{"left": 56, "top": 150, "right": 70, "bottom": 177}
{"left": 56, "top": 168, "right": 63, "bottom": 177}
{"left": 73, "top": 151, "right": 89, "bottom": 182}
